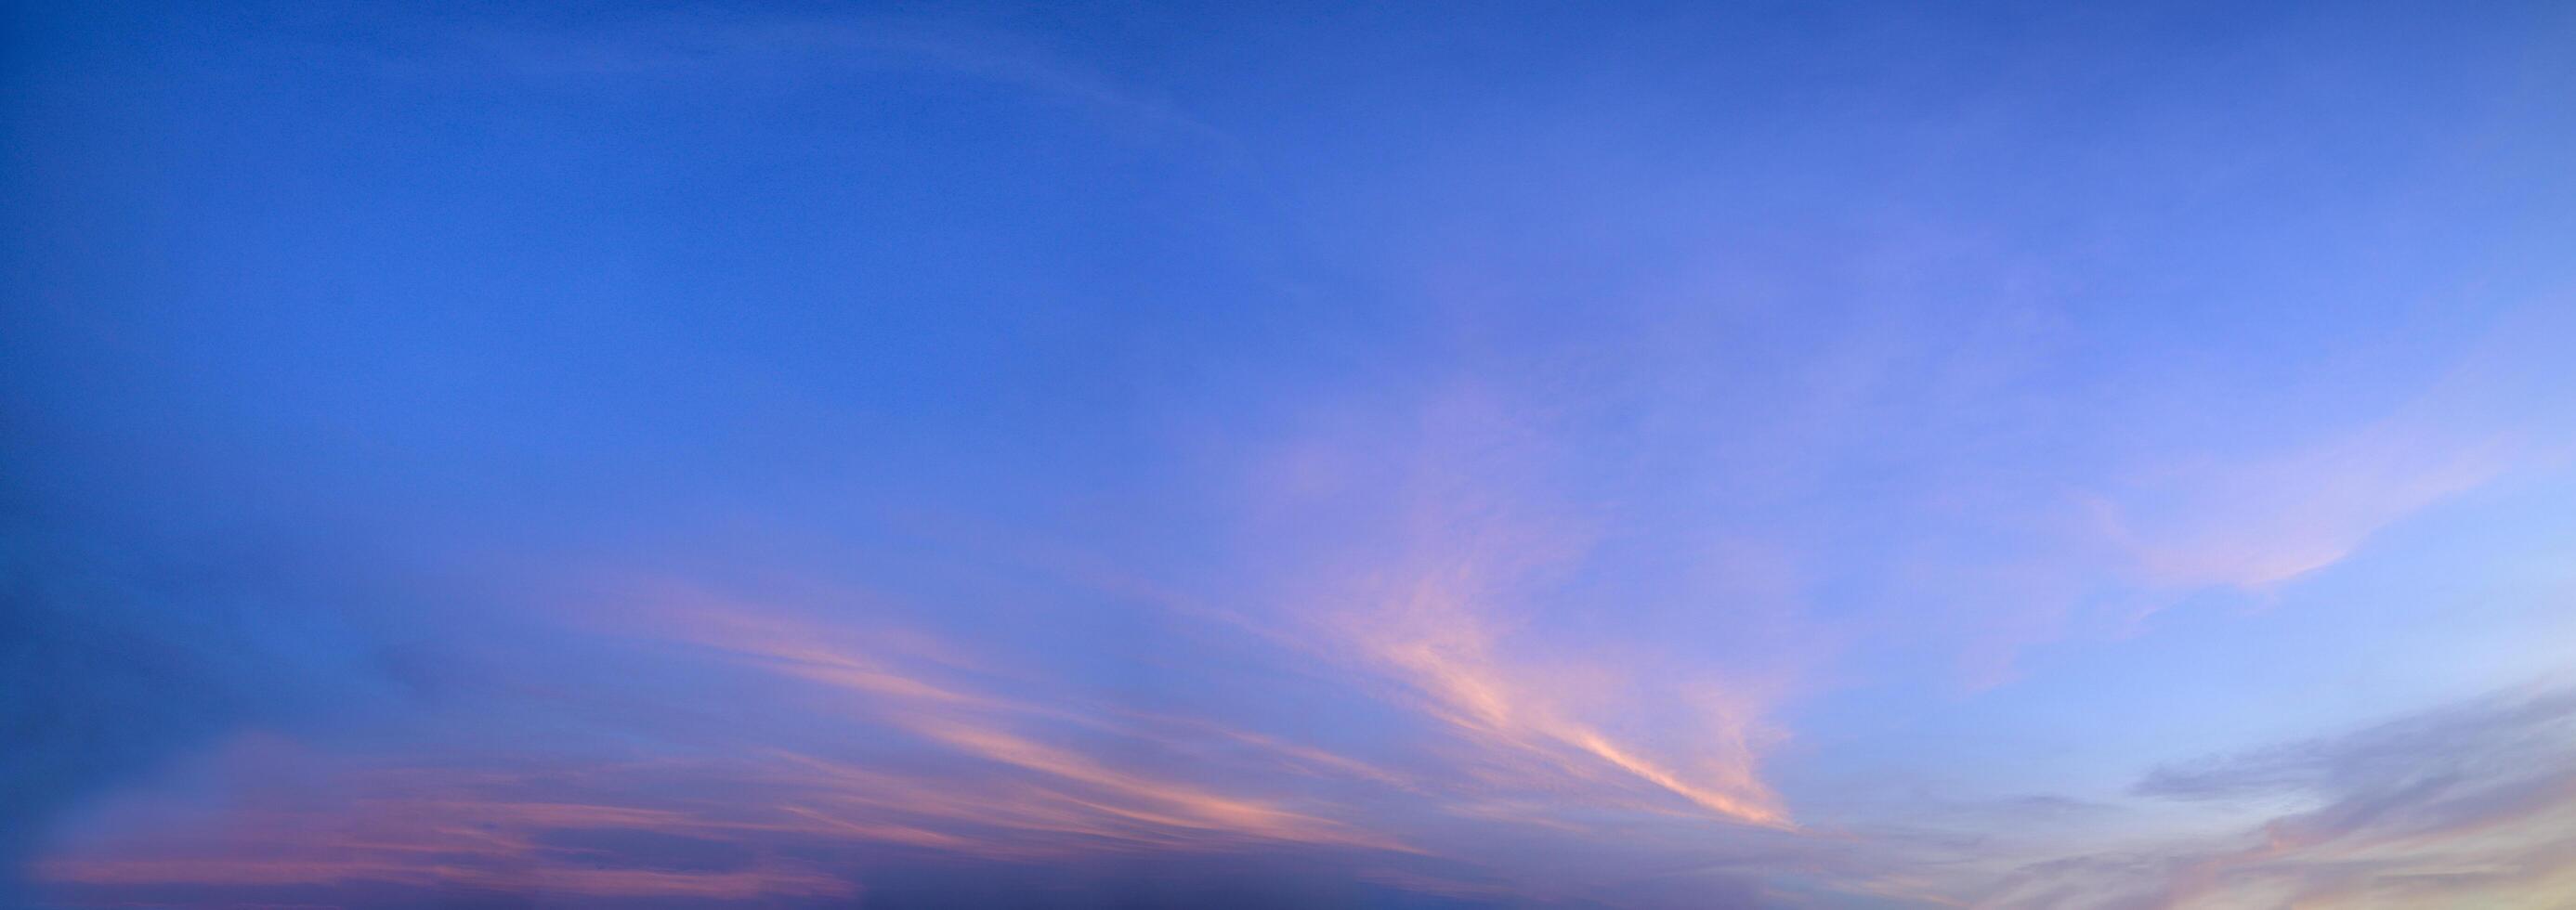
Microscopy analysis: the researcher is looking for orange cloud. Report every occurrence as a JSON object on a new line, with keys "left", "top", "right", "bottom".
{"left": 621, "top": 592, "right": 1420, "bottom": 857}
{"left": 1332, "top": 563, "right": 1789, "bottom": 828}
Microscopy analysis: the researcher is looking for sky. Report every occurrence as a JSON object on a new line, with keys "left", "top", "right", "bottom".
{"left": 6, "top": 1, "right": 2576, "bottom": 907}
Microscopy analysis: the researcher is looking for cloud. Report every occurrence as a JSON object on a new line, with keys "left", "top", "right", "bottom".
{"left": 1936, "top": 303, "right": 2576, "bottom": 681}
{"left": 1223, "top": 382, "right": 1799, "bottom": 832}
{"left": 1980, "top": 684, "right": 2576, "bottom": 909}
{"left": 636, "top": 597, "right": 1418, "bottom": 856}
{"left": 1331, "top": 564, "right": 1788, "bottom": 828}
{"left": 25, "top": 585, "right": 1461, "bottom": 906}
{"left": 22, "top": 564, "right": 1819, "bottom": 908}
{"left": 30, "top": 741, "right": 863, "bottom": 904}
{"left": 2085, "top": 410, "right": 2520, "bottom": 592}
{"left": 2089, "top": 305, "right": 2576, "bottom": 593}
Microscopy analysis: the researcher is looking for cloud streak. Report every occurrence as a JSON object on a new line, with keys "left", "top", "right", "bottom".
{"left": 1335, "top": 564, "right": 1787, "bottom": 827}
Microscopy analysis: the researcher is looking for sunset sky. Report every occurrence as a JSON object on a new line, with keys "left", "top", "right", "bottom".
{"left": 7, "top": 2, "right": 2576, "bottom": 908}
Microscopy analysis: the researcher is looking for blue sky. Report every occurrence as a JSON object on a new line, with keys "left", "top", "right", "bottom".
{"left": 7, "top": 2, "right": 2576, "bottom": 907}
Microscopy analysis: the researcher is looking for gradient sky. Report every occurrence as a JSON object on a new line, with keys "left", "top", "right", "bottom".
{"left": 7, "top": 2, "right": 2576, "bottom": 908}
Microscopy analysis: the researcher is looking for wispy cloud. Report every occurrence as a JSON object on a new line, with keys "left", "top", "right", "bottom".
{"left": 1222, "top": 381, "right": 1800, "bottom": 832}
{"left": 1332, "top": 562, "right": 1788, "bottom": 827}
{"left": 28, "top": 591, "right": 1434, "bottom": 904}
{"left": 655, "top": 603, "right": 1416, "bottom": 857}
{"left": 2087, "top": 306, "right": 2576, "bottom": 593}
{"left": 25, "top": 557, "right": 1811, "bottom": 908}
